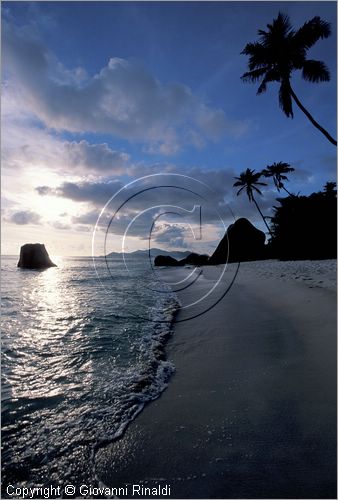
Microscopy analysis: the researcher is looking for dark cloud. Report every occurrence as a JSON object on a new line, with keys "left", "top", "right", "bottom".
{"left": 35, "top": 168, "right": 286, "bottom": 241}
{"left": 7, "top": 210, "right": 41, "bottom": 225}
{"left": 36, "top": 186, "right": 51, "bottom": 196}
{"left": 36, "top": 168, "right": 235, "bottom": 208}
{"left": 71, "top": 210, "right": 105, "bottom": 226}
{"left": 36, "top": 180, "right": 124, "bottom": 206}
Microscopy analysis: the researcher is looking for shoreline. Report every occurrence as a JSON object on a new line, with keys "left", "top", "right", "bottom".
{"left": 95, "top": 259, "right": 336, "bottom": 499}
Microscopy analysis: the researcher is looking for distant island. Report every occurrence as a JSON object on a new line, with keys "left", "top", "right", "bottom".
{"left": 104, "top": 248, "right": 192, "bottom": 260}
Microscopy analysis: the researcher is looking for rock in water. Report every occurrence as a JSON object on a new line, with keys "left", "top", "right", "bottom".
{"left": 209, "top": 218, "right": 265, "bottom": 264}
{"left": 17, "top": 243, "right": 57, "bottom": 269}
{"left": 154, "top": 252, "right": 209, "bottom": 267}
{"left": 154, "top": 255, "right": 180, "bottom": 266}
{"left": 179, "top": 252, "right": 209, "bottom": 266}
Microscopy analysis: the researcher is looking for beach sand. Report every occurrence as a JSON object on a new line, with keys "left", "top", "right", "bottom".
{"left": 96, "top": 260, "right": 336, "bottom": 499}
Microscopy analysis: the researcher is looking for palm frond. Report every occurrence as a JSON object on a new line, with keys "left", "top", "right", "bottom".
{"left": 257, "top": 80, "right": 267, "bottom": 94}
{"left": 241, "top": 42, "right": 269, "bottom": 70}
{"left": 241, "top": 67, "right": 269, "bottom": 83}
{"left": 256, "top": 68, "right": 281, "bottom": 94}
{"left": 252, "top": 186, "right": 263, "bottom": 195}
{"left": 294, "top": 16, "right": 331, "bottom": 51}
{"left": 275, "top": 181, "right": 281, "bottom": 191}
{"left": 241, "top": 41, "right": 263, "bottom": 56}
{"left": 273, "top": 162, "right": 294, "bottom": 173}
{"left": 302, "top": 59, "right": 330, "bottom": 82}
{"left": 261, "top": 168, "right": 273, "bottom": 177}
{"left": 251, "top": 173, "right": 264, "bottom": 183}
{"left": 246, "top": 186, "right": 253, "bottom": 201}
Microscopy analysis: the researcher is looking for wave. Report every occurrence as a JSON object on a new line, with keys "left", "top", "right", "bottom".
{"left": 1, "top": 259, "right": 181, "bottom": 494}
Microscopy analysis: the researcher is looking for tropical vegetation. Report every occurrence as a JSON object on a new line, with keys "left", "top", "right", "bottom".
{"left": 262, "top": 161, "right": 295, "bottom": 196}
{"left": 233, "top": 168, "right": 272, "bottom": 236}
{"left": 270, "top": 182, "right": 337, "bottom": 259}
{"left": 241, "top": 12, "right": 336, "bottom": 146}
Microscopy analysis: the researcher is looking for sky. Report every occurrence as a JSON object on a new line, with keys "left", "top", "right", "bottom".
{"left": 2, "top": 1, "right": 337, "bottom": 257}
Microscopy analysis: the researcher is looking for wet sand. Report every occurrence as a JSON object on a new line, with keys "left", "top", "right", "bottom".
{"left": 95, "top": 260, "right": 337, "bottom": 498}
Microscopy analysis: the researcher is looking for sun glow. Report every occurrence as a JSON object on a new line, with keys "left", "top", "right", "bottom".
{"left": 50, "top": 255, "right": 64, "bottom": 267}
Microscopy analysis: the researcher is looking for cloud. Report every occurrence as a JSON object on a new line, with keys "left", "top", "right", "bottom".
{"left": 36, "top": 180, "right": 124, "bottom": 206}
{"left": 36, "top": 167, "right": 236, "bottom": 209}
{"left": 36, "top": 170, "right": 283, "bottom": 253}
{"left": 2, "top": 107, "right": 131, "bottom": 175}
{"left": 49, "top": 221, "right": 71, "bottom": 230}
{"left": 3, "top": 17, "right": 249, "bottom": 154}
{"left": 319, "top": 154, "right": 337, "bottom": 175}
{"left": 1, "top": 196, "right": 18, "bottom": 209}
{"left": 34, "top": 167, "right": 287, "bottom": 245}
{"left": 71, "top": 210, "right": 104, "bottom": 226}
{"left": 7, "top": 210, "right": 42, "bottom": 225}
{"left": 151, "top": 223, "right": 189, "bottom": 248}
{"left": 64, "top": 140, "right": 130, "bottom": 173}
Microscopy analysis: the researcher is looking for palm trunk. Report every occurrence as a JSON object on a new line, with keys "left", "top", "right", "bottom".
{"left": 290, "top": 86, "right": 337, "bottom": 146}
{"left": 252, "top": 196, "right": 273, "bottom": 237}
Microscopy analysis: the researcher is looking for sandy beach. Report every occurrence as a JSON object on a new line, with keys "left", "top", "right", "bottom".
{"left": 96, "top": 260, "right": 336, "bottom": 498}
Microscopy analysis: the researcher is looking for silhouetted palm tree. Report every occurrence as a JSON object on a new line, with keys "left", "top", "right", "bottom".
{"left": 323, "top": 181, "right": 337, "bottom": 197}
{"left": 241, "top": 13, "right": 336, "bottom": 146}
{"left": 233, "top": 168, "right": 272, "bottom": 236}
{"left": 262, "top": 162, "right": 295, "bottom": 196}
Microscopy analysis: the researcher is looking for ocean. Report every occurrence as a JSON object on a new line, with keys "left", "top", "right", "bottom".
{"left": 1, "top": 255, "right": 179, "bottom": 492}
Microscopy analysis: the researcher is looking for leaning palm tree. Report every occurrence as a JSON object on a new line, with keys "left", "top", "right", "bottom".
{"left": 234, "top": 168, "right": 272, "bottom": 236}
{"left": 241, "top": 13, "right": 336, "bottom": 146}
{"left": 262, "top": 161, "right": 295, "bottom": 196}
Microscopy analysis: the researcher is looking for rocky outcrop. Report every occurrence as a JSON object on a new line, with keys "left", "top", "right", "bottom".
{"left": 154, "top": 252, "right": 209, "bottom": 267}
{"left": 154, "top": 219, "right": 265, "bottom": 267}
{"left": 209, "top": 218, "right": 265, "bottom": 264}
{"left": 17, "top": 243, "right": 57, "bottom": 269}
{"left": 179, "top": 252, "right": 209, "bottom": 266}
{"left": 154, "top": 255, "right": 180, "bottom": 266}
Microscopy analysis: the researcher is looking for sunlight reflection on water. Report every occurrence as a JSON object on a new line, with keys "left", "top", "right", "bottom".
{"left": 2, "top": 256, "right": 178, "bottom": 489}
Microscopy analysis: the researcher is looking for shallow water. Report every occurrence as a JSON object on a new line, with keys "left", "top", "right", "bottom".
{"left": 1, "top": 255, "right": 179, "bottom": 492}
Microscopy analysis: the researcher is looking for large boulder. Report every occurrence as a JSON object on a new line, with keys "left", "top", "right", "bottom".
{"left": 209, "top": 218, "right": 265, "bottom": 264}
{"left": 17, "top": 243, "right": 57, "bottom": 269}
{"left": 179, "top": 252, "right": 209, "bottom": 266}
{"left": 154, "top": 255, "right": 180, "bottom": 267}
{"left": 154, "top": 252, "right": 210, "bottom": 267}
